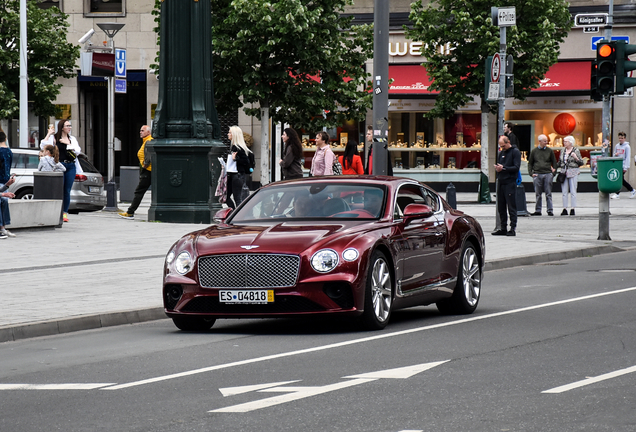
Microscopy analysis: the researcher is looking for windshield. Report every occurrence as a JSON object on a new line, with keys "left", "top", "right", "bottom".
{"left": 230, "top": 183, "right": 387, "bottom": 222}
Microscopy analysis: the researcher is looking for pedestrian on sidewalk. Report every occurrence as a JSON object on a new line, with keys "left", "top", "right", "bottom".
{"left": 225, "top": 126, "right": 252, "bottom": 209}
{"left": 310, "top": 131, "right": 335, "bottom": 176}
{"left": 118, "top": 125, "right": 153, "bottom": 220}
{"left": 528, "top": 134, "right": 557, "bottom": 216}
{"left": 38, "top": 145, "right": 66, "bottom": 172}
{"left": 610, "top": 131, "right": 636, "bottom": 200}
{"left": 40, "top": 121, "right": 83, "bottom": 223}
{"left": 504, "top": 122, "right": 520, "bottom": 149}
{"left": 339, "top": 140, "right": 364, "bottom": 175}
{"left": 279, "top": 127, "right": 303, "bottom": 180}
{"left": 557, "top": 136, "right": 584, "bottom": 216}
{"left": 0, "top": 131, "right": 12, "bottom": 185}
{"left": 492, "top": 135, "right": 521, "bottom": 236}
{"left": 0, "top": 172, "right": 16, "bottom": 239}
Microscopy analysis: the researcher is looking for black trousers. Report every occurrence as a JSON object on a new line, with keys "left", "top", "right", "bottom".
{"left": 226, "top": 172, "right": 246, "bottom": 209}
{"left": 497, "top": 181, "right": 517, "bottom": 230}
{"left": 127, "top": 168, "right": 151, "bottom": 214}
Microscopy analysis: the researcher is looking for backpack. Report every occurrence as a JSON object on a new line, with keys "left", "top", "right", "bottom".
{"left": 248, "top": 151, "right": 255, "bottom": 173}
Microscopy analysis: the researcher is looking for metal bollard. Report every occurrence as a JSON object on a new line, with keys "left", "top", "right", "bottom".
{"left": 446, "top": 182, "right": 457, "bottom": 209}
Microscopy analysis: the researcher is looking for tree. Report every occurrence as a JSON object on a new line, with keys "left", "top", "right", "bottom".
{"left": 0, "top": 0, "right": 79, "bottom": 119}
{"left": 210, "top": 0, "right": 374, "bottom": 133}
{"left": 405, "top": 0, "right": 572, "bottom": 119}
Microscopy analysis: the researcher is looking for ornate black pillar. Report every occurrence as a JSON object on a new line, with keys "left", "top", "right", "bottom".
{"left": 148, "top": 0, "right": 225, "bottom": 223}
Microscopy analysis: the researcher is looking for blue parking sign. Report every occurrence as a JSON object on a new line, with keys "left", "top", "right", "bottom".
{"left": 115, "top": 48, "right": 127, "bottom": 78}
{"left": 591, "top": 36, "right": 630, "bottom": 51}
{"left": 115, "top": 79, "right": 127, "bottom": 94}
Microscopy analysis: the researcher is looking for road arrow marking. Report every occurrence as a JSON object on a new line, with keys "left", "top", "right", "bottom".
{"left": 0, "top": 383, "right": 115, "bottom": 390}
{"left": 210, "top": 362, "right": 448, "bottom": 413}
{"left": 343, "top": 361, "right": 449, "bottom": 379}
{"left": 219, "top": 380, "right": 301, "bottom": 397}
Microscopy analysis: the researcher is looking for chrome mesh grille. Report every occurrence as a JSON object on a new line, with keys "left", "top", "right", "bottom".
{"left": 198, "top": 254, "right": 300, "bottom": 288}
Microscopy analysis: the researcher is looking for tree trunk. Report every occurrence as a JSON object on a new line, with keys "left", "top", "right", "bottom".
{"left": 260, "top": 105, "right": 270, "bottom": 187}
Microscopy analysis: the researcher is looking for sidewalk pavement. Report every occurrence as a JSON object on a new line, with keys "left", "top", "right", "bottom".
{"left": 1, "top": 191, "right": 635, "bottom": 343}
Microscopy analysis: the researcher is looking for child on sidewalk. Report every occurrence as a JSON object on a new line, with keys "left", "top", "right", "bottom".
{"left": 38, "top": 145, "right": 66, "bottom": 172}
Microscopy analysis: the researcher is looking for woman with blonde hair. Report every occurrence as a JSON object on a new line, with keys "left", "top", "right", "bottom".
{"left": 225, "top": 126, "right": 252, "bottom": 208}
{"left": 557, "top": 135, "right": 584, "bottom": 216}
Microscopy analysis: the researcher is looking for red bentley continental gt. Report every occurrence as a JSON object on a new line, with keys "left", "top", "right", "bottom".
{"left": 163, "top": 176, "right": 485, "bottom": 331}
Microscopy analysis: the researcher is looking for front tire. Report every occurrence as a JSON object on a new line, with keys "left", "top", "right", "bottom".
{"left": 16, "top": 188, "right": 34, "bottom": 200}
{"left": 172, "top": 316, "right": 216, "bottom": 331}
{"left": 360, "top": 251, "right": 393, "bottom": 330}
{"left": 437, "top": 243, "right": 481, "bottom": 315}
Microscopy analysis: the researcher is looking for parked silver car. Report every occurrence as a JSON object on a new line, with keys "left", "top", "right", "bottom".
{"left": 7, "top": 148, "right": 106, "bottom": 213}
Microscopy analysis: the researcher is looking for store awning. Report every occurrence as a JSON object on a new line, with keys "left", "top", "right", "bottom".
{"left": 388, "top": 61, "right": 591, "bottom": 95}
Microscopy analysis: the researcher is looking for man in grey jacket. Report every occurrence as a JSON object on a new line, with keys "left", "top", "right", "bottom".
{"left": 528, "top": 134, "right": 557, "bottom": 216}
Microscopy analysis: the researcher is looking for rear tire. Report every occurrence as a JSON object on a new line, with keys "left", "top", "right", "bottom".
{"left": 436, "top": 243, "right": 481, "bottom": 315}
{"left": 16, "top": 188, "right": 34, "bottom": 200}
{"left": 172, "top": 316, "right": 216, "bottom": 331}
{"left": 360, "top": 251, "right": 393, "bottom": 330}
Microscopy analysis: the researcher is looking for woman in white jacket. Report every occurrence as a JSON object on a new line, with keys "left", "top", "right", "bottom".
{"left": 40, "top": 121, "right": 83, "bottom": 222}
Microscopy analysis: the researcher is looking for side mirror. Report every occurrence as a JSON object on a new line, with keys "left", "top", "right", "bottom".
{"left": 403, "top": 204, "right": 433, "bottom": 223}
{"left": 213, "top": 208, "right": 233, "bottom": 223}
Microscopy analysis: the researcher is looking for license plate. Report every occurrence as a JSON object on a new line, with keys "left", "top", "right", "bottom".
{"left": 88, "top": 186, "right": 100, "bottom": 193}
{"left": 219, "top": 290, "right": 274, "bottom": 304}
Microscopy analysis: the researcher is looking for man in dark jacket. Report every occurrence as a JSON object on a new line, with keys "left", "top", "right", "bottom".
{"left": 504, "top": 122, "right": 519, "bottom": 149}
{"left": 527, "top": 134, "right": 557, "bottom": 216}
{"left": 493, "top": 135, "right": 521, "bottom": 236}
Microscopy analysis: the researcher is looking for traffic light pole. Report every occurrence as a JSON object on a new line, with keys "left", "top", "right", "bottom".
{"left": 598, "top": 0, "right": 613, "bottom": 240}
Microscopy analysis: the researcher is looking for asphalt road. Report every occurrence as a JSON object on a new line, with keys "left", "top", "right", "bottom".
{"left": 2, "top": 251, "right": 636, "bottom": 432}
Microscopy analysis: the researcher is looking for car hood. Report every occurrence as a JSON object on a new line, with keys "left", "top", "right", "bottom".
{"left": 194, "top": 221, "right": 377, "bottom": 256}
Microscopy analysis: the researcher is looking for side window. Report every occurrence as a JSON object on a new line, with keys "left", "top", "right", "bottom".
{"left": 12, "top": 154, "right": 25, "bottom": 169}
{"left": 422, "top": 187, "right": 440, "bottom": 212}
{"left": 394, "top": 185, "right": 426, "bottom": 219}
{"left": 26, "top": 155, "right": 40, "bottom": 169}
{"left": 37, "top": 0, "right": 62, "bottom": 10}
{"left": 84, "top": 0, "right": 125, "bottom": 17}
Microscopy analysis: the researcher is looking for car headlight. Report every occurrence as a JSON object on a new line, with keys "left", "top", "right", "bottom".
{"left": 311, "top": 249, "right": 339, "bottom": 273}
{"left": 342, "top": 248, "right": 359, "bottom": 262}
{"left": 174, "top": 251, "right": 192, "bottom": 275}
{"left": 166, "top": 250, "right": 175, "bottom": 264}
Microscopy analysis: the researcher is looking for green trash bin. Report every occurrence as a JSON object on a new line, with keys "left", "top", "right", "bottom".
{"left": 596, "top": 157, "right": 623, "bottom": 193}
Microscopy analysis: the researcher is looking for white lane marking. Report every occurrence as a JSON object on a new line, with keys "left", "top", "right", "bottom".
{"left": 102, "top": 286, "right": 636, "bottom": 391}
{"left": 220, "top": 380, "right": 301, "bottom": 397}
{"left": 397, "top": 430, "right": 424, "bottom": 432}
{"left": 0, "top": 383, "right": 115, "bottom": 390}
{"left": 211, "top": 362, "right": 448, "bottom": 413}
{"left": 542, "top": 365, "right": 636, "bottom": 394}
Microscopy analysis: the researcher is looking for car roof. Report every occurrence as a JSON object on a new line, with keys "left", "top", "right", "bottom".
{"left": 9, "top": 148, "right": 39, "bottom": 154}
{"left": 264, "top": 175, "right": 419, "bottom": 188}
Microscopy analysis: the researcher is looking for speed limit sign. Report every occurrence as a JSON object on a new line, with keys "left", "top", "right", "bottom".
{"left": 491, "top": 53, "right": 501, "bottom": 83}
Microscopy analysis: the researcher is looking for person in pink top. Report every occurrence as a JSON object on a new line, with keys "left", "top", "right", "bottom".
{"left": 339, "top": 140, "right": 364, "bottom": 175}
{"left": 310, "top": 131, "right": 335, "bottom": 176}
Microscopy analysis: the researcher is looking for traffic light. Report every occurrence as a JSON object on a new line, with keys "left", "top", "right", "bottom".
{"left": 590, "top": 60, "right": 603, "bottom": 101}
{"left": 596, "top": 41, "right": 617, "bottom": 95}
{"left": 615, "top": 40, "right": 636, "bottom": 94}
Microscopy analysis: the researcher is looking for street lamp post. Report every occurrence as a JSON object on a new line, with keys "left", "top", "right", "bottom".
{"left": 96, "top": 22, "right": 125, "bottom": 211}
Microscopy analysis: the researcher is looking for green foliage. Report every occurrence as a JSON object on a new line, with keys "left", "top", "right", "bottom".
{"left": 406, "top": 0, "right": 572, "bottom": 119}
{"left": 153, "top": 0, "right": 373, "bottom": 132}
{"left": 0, "top": 0, "right": 79, "bottom": 119}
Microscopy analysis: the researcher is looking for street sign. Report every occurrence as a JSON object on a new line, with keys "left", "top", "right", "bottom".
{"left": 491, "top": 53, "right": 501, "bottom": 82}
{"left": 574, "top": 13, "right": 608, "bottom": 27}
{"left": 115, "top": 78, "right": 127, "bottom": 94}
{"left": 592, "top": 36, "right": 630, "bottom": 51}
{"left": 496, "top": 7, "right": 516, "bottom": 27}
{"left": 488, "top": 83, "right": 500, "bottom": 101}
{"left": 115, "top": 48, "right": 127, "bottom": 78}
{"left": 584, "top": 26, "right": 600, "bottom": 34}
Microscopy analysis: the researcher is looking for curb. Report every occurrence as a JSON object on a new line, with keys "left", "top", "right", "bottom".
{"left": 0, "top": 244, "right": 631, "bottom": 343}
{"left": 0, "top": 307, "right": 166, "bottom": 343}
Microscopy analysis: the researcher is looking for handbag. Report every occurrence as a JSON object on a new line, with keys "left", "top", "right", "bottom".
{"left": 332, "top": 156, "right": 343, "bottom": 175}
{"left": 556, "top": 171, "right": 566, "bottom": 183}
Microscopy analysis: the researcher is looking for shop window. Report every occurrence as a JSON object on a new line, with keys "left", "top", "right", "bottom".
{"left": 84, "top": 0, "right": 125, "bottom": 17}
{"left": 37, "top": 0, "right": 62, "bottom": 9}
